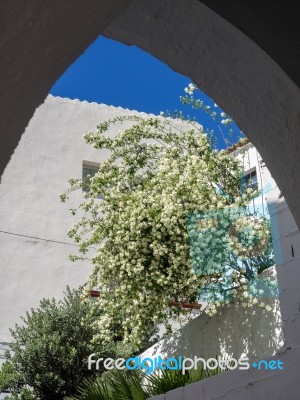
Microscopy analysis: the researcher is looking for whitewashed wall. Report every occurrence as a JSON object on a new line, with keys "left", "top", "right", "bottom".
{"left": 0, "top": 96, "right": 155, "bottom": 347}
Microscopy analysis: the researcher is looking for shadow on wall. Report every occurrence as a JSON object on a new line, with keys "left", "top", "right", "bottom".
{"left": 144, "top": 268, "right": 283, "bottom": 362}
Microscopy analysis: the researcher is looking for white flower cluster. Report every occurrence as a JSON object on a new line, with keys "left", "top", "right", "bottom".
{"left": 63, "top": 114, "right": 274, "bottom": 347}
{"left": 221, "top": 118, "right": 232, "bottom": 125}
{"left": 184, "top": 83, "right": 197, "bottom": 95}
{"left": 180, "top": 83, "right": 239, "bottom": 151}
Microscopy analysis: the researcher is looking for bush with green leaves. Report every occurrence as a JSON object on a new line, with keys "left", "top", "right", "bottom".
{"left": 66, "top": 362, "right": 228, "bottom": 400}
{"left": 0, "top": 287, "right": 155, "bottom": 400}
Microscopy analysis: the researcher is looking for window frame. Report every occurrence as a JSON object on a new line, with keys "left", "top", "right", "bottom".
{"left": 241, "top": 167, "right": 258, "bottom": 193}
{"left": 82, "top": 160, "right": 103, "bottom": 198}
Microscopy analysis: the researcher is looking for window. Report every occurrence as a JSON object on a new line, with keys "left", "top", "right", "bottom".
{"left": 82, "top": 161, "right": 103, "bottom": 198}
{"left": 241, "top": 168, "right": 258, "bottom": 193}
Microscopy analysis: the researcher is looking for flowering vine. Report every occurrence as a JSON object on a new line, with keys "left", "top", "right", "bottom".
{"left": 61, "top": 102, "right": 275, "bottom": 348}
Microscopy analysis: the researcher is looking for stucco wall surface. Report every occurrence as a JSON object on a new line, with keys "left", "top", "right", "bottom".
{"left": 0, "top": 0, "right": 132, "bottom": 181}
{"left": 0, "top": 95, "right": 156, "bottom": 343}
{"left": 148, "top": 345, "right": 300, "bottom": 400}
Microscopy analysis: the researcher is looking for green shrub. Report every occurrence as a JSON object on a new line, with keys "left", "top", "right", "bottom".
{"left": 0, "top": 287, "right": 121, "bottom": 399}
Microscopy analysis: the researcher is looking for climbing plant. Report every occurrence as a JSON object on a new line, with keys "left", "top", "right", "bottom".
{"left": 61, "top": 91, "right": 274, "bottom": 348}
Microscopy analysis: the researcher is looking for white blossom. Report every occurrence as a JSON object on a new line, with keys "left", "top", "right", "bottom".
{"left": 63, "top": 111, "right": 274, "bottom": 347}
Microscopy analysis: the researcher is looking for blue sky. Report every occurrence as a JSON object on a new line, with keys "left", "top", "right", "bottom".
{"left": 50, "top": 36, "right": 242, "bottom": 148}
